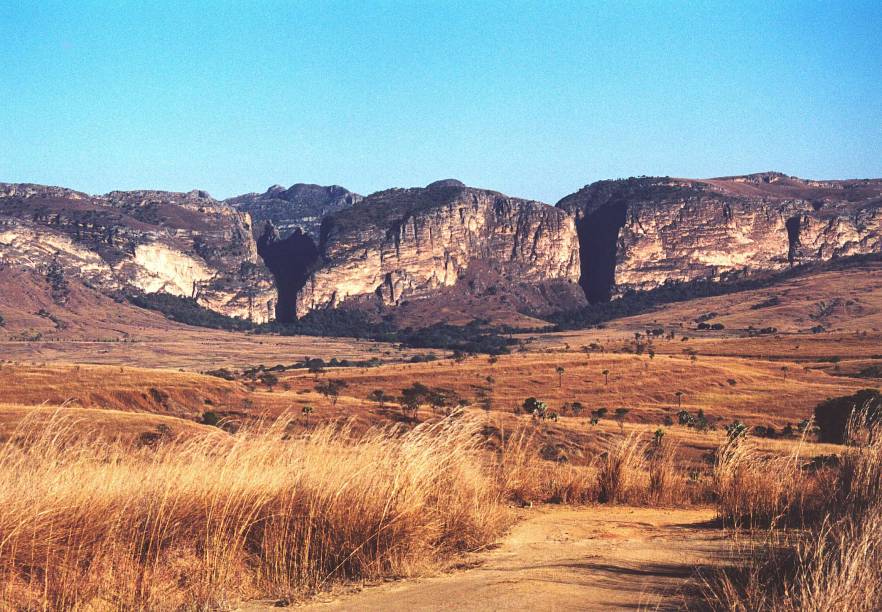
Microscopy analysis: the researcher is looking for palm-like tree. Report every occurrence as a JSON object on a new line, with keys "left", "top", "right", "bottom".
{"left": 301, "top": 405, "right": 314, "bottom": 426}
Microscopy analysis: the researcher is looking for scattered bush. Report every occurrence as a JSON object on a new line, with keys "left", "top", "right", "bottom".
{"left": 815, "top": 389, "right": 882, "bottom": 444}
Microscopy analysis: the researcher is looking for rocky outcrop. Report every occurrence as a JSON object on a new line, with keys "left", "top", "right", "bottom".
{"left": 0, "top": 184, "right": 276, "bottom": 322}
{"left": 4, "top": 172, "right": 880, "bottom": 327}
{"left": 275, "top": 180, "right": 583, "bottom": 320}
{"left": 558, "top": 172, "right": 882, "bottom": 302}
{"left": 227, "top": 183, "right": 362, "bottom": 240}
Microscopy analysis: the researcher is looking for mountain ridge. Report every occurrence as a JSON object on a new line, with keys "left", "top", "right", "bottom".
{"left": 2, "top": 172, "right": 880, "bottom": 329}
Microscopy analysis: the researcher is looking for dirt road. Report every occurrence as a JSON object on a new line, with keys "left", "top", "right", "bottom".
{"left": 278, "top": 506, "right": 729, "bottom": 611}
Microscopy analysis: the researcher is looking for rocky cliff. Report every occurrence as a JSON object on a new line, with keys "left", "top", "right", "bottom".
{"left": 262, "top": 180, "right": 584, "bottom": 321}
{"left": 0, "top": 183, "right": 276, "bottom": 322}
{"left": 557, "top": 172, "right": 882, "bottom": 302}
{"left": 3, "top": 172, "right": 881, "bottom": 328}
{"left": 227, "top": 183, "right": 362, "bottom": 240}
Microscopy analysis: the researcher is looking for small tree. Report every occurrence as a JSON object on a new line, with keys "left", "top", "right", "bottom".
{"left": 428, "top": 388, "right": 454, "bottom": 415}
{"left": 259, "top": 372, "right": 279, "bottom": 390}
{"left": 315, "top": 379, "right": 347, "bottom": 407}
{"left": 368, "top": 389, "right": 387, "bottom": 408}
{"left": 307, "top": 359, "right": 325, "bottom": 380}
{"left": 522, "top": 397, "right": 547, "bottom": 418}
{"left": 301, "top": 405, "right": 314, "bottom": 425}
{"left": 476, "top": 386, "right": 492, "bottom": 415}
{"left": 401, "top": 382, "right": 431, "bottom": 421}
{"left": 653, "top": 428, "right": 665, "bottom": 447}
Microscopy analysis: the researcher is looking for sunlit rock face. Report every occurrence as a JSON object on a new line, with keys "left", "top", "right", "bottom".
{"left": 286, "top": 180, "right": 584, "bottom": 319}
{"left": 0, "top": 184, "right": 277, "bottom": 322}
{"left": 557, "top": 172, "right": 882, "bottom": 302}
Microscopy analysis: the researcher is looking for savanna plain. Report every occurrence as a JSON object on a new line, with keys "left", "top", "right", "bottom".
{"left": 1, "top": 262, "right": 881, "bottom": 611}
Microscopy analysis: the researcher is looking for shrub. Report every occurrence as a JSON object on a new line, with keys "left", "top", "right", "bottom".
{"left": 522, "top": 397, "right": 546, "bottom": 416}
{"left": 815, "top": 389, "right": 882, "bottom": 443}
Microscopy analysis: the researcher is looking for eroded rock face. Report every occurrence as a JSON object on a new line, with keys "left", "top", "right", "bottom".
{"left": 0, "top": 184, "right": 277, "bottom": 322}
{"left": 227, "top": 183, "right": 362, "bottom": 240}
{"left": 287, "top": 180, "right": 583, "bottom": 320}
{"left": 558, "top": 172, "right": 882, "bottom": 302}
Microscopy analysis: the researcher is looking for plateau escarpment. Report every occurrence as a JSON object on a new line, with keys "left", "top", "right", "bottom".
{"left": 557, "top": 172, "right": 882, "bottom": 302}
{"left": 0, "top": 184, "right": 276, "bottom": 322}
{"left": 3, "top": 172, "right": 881, "bottom": 330}
{"left": 271, "top": 180, "right": 584, "bottom": 321}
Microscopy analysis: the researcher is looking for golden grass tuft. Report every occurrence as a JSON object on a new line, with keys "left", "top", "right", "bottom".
{"left": 703, "top": 416, "right": 882, "bottom": 610}
{"left": 0, "top": 411, "right": 506, "bottom": 609}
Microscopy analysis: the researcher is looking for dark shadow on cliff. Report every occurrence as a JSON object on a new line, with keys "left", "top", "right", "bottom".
{"left": 575, "top": 200, "right": 629, "bottom": 303}
{"left": 256, "top": 226, "right": 320, "bottom": 323}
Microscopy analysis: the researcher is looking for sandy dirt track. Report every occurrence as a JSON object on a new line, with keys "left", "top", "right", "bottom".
{"left": 243, "top": 505, "right": 730, "bottom": 611}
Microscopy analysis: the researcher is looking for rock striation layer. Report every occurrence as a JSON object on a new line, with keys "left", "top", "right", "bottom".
{"left": 274, "top": 180, "right": 584, "bottom": 320}
{"left": 0, "top": 183, "right": 276, "bottom": 322}
{"left": 557, "top": 172, "right": 882, "bottom": 302}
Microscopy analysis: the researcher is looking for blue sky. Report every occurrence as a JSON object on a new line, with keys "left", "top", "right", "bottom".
{"left": 1, "top": 1, "right": 880, "bottom": 203}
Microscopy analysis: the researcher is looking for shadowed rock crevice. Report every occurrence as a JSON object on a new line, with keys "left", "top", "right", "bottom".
{"left": 576, "top": 200, "right": 628, "bottom": 303}
{"left": 256, "top": 224, "right": 320, "bottom": 322}
{"left": 785, "top": 215, "right": 802, "bottom": 265}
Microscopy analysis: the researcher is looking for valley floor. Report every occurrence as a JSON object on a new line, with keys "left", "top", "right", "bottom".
{"left": 243, "top": 506, "right": 729, "bottom": 611}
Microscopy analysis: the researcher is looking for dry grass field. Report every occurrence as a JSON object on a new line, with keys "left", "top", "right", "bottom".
{"left": 0, "top": 263, "right": 880, "bottom": 609}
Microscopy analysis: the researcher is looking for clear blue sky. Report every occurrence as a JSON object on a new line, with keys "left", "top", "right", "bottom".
{"left": 2, "top": 1, "right": 880, "bottom": 203}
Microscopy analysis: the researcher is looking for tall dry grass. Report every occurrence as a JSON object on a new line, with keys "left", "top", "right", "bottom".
{"left": 703, "top": 415, "right": 882, "bottom": 611}
{"left": 0, "top": 412, "right": 506, "bottom": 610}
{"left": 0, "top": 408, "right": 755, "bottom": 609}
{"left": 711, "top": 428, "right": 830, "bottom": 528}
{"left": 496, "top": 427, "right": 696, "bottom": 507}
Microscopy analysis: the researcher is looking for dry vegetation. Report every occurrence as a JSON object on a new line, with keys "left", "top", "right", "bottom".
{"left": 3, "top": 404, "right": 877, "bottom": 610}
{"left": 702, "top": 415, "right": 882, "bottom": 611}
{"left": 0, "top": 412, "right": 507, "bottom": 609}
{"left": 0, "top": 264, "right": 879, "bottom": 608}
{"left": 0, "top": 408, "right": 695, "bottom": 610}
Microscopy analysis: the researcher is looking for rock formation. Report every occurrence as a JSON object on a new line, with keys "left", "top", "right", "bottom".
{"left": 557, "top": 172, "right": 882, "bottom": 302}
{"left": 2, "top": 172, "right": 880, "bottom": 327}
{"left": 227, "top": 183, "right": 362, "bottom": 240}
{"left": 266, "top": 180, "right": 583, "bottom": 321}
{"left": 0, "top": 184, "right": 276, "bottom": 322}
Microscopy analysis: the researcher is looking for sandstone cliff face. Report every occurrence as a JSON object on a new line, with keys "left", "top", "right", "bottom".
{"left": 227, "top": 183, "right": 362, "bottom": 240}
{"left": 273, "top": 180, "right": 583, "bottom": 320}
{"left": 0, "top": 184, "right": 276, "bottom": 322}
{"left": 557, "top": 172, "right": 882, "bottom": 302}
